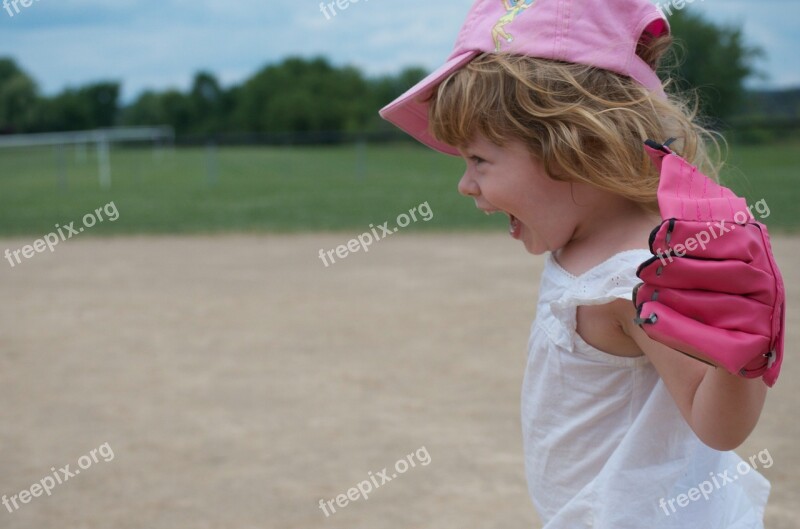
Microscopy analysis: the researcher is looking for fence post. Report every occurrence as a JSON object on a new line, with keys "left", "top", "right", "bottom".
{"left": 97, "top": 137, "right": 111, "bottom": 189}
{"left": 355, "top": 137, "right": 366, "bottom": 180}
{"left": 205, "top": 140, "right": 218, "bottom": 187}
{"left": 55, "top": 144, "right": 67, "bottom": 190}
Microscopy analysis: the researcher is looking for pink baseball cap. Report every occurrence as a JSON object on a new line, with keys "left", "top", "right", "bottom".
{"left": 379, "top": 0, "right": 670, "bottom": 156}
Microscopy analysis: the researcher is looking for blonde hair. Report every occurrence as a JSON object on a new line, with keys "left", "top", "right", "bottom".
{"left": 427, "top": 35, "right": 724, "bottom": 212}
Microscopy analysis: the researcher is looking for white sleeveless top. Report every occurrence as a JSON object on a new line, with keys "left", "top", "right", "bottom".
{"left": 521, "top": 250, "right": 770, "bottom": 529}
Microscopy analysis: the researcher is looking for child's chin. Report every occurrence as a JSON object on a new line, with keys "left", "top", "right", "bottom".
{"left": 521, "top": 233, "right": 549, "bottom": 256}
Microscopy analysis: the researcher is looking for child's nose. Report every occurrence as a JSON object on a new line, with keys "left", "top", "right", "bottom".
{"left": 458, "top": 170, "right": 479, "bottom": 197}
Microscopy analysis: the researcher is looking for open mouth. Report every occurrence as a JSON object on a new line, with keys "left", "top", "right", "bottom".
{"left": 508, "top": 214, "right": 522, "bottom": 239}
{"left": 482, "top": 208, "right": 522, "bottom": 240}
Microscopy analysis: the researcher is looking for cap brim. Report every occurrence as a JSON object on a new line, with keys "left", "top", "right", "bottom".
{"left": 379, "top": 50, "right": 479, "bottom": 156}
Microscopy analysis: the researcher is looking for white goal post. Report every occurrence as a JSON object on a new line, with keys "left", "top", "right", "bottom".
{"left": 0, "top": 126, "right": 175, "bottom": 189}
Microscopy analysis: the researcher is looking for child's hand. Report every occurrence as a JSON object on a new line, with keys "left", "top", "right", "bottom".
{"left": 632, "top": 139, "right": 786, "bottom": 387}
{"left": 617, "top": 299, "right": 768, "bottom": 451}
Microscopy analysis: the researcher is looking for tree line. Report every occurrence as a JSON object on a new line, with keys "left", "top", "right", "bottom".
{"left": 0, "top": 11, "right": 771, "bottom": 138}
{"left": 0, "top": 56, "right": 427, "bottom": 137}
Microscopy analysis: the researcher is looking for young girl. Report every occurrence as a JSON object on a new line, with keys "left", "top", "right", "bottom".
{"left": 381, "top": 0, "right": 771, "bottom": 527}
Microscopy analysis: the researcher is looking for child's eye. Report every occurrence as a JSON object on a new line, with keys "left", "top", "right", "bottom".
{"left": 470, "top": 156, "right": 486, "bottom": 165}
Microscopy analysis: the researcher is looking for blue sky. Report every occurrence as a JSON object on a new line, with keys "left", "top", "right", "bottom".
{"left": 0, "top": 0, "right": 797, "bottom": 103}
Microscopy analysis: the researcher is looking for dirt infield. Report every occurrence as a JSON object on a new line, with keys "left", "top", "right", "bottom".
{"left": 0, "top": 234, "right": 797, "bottom": 528}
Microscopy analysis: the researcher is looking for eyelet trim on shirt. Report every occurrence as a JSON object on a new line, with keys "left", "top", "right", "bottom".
{"left": 549, "top": 249, "right": 652, "bottom": 282}
{"left": 546, "top": 249, "right": 654, "bottom": 367}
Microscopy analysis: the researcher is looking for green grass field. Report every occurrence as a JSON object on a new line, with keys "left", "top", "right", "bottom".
{"left": 0, "top": 141, "right": 797, "bottom": 236}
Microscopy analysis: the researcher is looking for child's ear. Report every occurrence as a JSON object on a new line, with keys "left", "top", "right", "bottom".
{"left": 541, "top": 158, "right": 567, "bottom": 182}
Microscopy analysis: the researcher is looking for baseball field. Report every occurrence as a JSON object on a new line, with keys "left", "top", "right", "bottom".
{"left": 0, "top": 143, "right": 797, "bottom": 528}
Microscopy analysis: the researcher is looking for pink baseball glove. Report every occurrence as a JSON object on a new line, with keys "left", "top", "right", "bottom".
{"left": 633, "top": 139, "right": 786, "bottom": 387}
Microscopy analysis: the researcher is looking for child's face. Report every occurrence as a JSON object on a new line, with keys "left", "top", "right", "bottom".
{"left": 457, "top": 135, "right": 590, "bottom": 255}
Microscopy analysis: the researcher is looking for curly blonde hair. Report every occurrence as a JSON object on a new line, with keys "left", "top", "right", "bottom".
{"left": 427, "top": 35, "right": 724, "bottom": 213}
